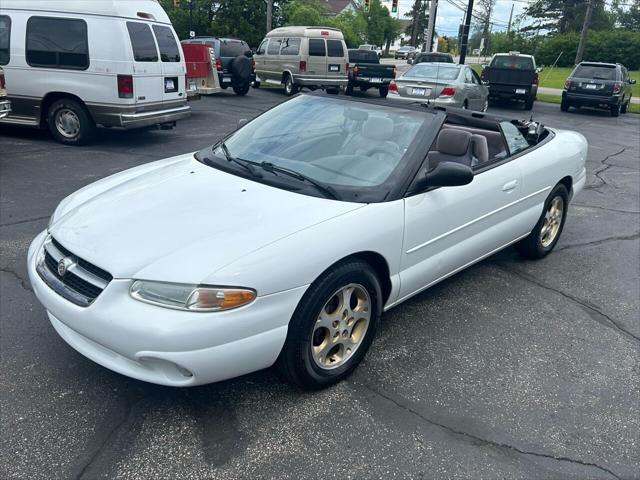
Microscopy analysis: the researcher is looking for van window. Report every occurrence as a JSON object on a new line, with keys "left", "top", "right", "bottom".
{"left": 220, "top": 40, "right": 249, "bottom": 57}
{"left": 267, "top": 38, "right": 281, "bottom": 55}
{"left": 26, "top": 17, "right": 89, "bottom": 70}
{"left": 126, "top": 22, "right": 158, "bottom": 62}
{"left": 309, "top": 39, "right": 325, "bottom": 57}
{"left": 256, "top": 39, "right": 267, "bottom": 55}
{"left": 280, "top": 38, "right": 300, "bottom": 56}
{"left": 326, "top": 40, "right": 344, "bottom": 57}
{"left": 152, "top": 25, "right": 180, "bottom": 62}
{"left": 0, "top": 16, "right": 10, "bottom": 65}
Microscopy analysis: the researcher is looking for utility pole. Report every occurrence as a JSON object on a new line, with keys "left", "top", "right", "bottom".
{"left": 507, "top": 3, "right": 514, "bottom": 35}
{"left": 266, "top": 0, "right": 273, "bottom": 33}
{"left": 425, "top": 0, "right": 438, "bottom": 52}
{"left": 188, "top": 0, "right": 193, "bottom": 36}
{"left": 458, "top": 0, "right": 474, "bottom": 64}
{"left": 575, "top": 0, "right": 593, "bottom": 64}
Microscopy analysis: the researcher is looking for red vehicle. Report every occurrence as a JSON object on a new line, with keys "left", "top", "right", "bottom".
{"left": 181, "top": 43, "right": 221, "bottom": 95}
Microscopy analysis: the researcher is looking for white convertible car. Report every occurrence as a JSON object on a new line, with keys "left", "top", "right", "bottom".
{"left": 28, "top": 93, "right": 587, "bottom": 389}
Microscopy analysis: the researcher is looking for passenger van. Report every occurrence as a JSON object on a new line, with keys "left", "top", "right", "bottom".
{"left": 254, "top": 26, "right": 348, "bottom": 96}
{"left": 0, "top": 0, "right": 190, "bottom": 145}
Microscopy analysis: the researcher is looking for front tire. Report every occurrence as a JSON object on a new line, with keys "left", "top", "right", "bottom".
{"left": 516, "top": 184, "right": 569, "bottom": 259}
{"left": 379, "top": 86, "right": 389, "bottom": 98}
{"left": 284, "top": 75, "right": 298, "bottom": 96}
{"left": 621, "top": 98, "right": 629, "bottom": 114}
{"left": 47, "top": 98, "right": 95, "bottom": 146}
{"left": 277, "top": 260, "right": 382, "bottom": 389}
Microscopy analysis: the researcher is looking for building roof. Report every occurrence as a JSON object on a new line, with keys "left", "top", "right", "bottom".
{"left": 319, "top": 0, "right": 357, "bottom": 15}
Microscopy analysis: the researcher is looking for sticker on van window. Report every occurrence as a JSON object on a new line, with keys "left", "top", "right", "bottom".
{"left": 328, "top": 64, "right": 340, "bottom": 72}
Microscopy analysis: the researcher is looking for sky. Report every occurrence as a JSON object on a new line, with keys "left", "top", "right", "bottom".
{"left": 384, "top": 0, "right": 529, "bottom": 37}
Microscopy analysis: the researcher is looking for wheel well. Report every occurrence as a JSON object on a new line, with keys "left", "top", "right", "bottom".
{"left": 559, "top": 175, "right": 573, "bottom": 196}
{"left": 40, "top": 92, "right": 91, "bottom": 127}
{"left": 339, "top": 251, "right": 392, "bottom": 305}
{"left": 281, "top": 71, "right": 292, "bottom": 84}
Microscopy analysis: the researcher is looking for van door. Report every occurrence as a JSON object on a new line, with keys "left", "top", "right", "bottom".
{"left": 126, "top": 22, "right": 163, "bottom": 107}
{"left": 326, "top": 39, "right": 346, "bottom": 82}
{"left": 306, "top": 38, "right": 326, "bottom": 80}
{"left": 151, "top": 24, "right": 185, "bottom": 105}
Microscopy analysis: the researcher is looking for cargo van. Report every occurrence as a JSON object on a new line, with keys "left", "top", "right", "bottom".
{"left": 253, "top": 26, "right": 348, "bottom": 96}
{"left": 0, "top": 0, "right": 190, "bottom": 145}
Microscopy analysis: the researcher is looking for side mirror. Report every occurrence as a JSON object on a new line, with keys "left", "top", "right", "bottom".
{"left": 630, "top": 79, "right": 637, "bottom": 84}
{"left": 414, "top": 161, "right": 474, "bottom": 191}
{"left": 536, "top": 67, "right": 543, "bottom": 73}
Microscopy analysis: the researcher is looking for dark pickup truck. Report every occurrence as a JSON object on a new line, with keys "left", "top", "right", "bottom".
{"left": 481, "top": 52, "right": 539, "bottom": 110}
{"left": 346, "top": 49, "right": 396, "bottom": 98}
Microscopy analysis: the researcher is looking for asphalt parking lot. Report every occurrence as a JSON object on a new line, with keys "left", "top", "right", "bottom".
{"left": 1, "top": 87, "right": 639, "bottom": 480}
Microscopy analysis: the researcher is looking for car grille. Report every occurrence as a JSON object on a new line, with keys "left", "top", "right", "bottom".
{"left": 36, "top": 236, "right": 113, "bottom": 307}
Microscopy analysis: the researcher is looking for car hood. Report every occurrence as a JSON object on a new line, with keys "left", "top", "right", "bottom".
{"left": 49, "top": 155, "right": 363, "bottom": 282}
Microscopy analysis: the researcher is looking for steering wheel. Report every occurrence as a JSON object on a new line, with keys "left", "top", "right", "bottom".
{"left": 363, "top": 143, "right": 401, "bottom": 165}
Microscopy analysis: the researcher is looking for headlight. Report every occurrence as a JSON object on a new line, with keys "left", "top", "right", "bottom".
{"left": 130, "top": 280, "right": 256, "bottom": 312}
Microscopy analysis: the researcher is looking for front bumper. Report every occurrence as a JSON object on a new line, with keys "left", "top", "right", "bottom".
{"left": 0, "top": 98, "right": 11, "bottom": 120}
{"left": 27, "top": 230, "right": 307, "bottom": 386}
{"left": 562, "top": 91, "right": 622, "bottom": 107}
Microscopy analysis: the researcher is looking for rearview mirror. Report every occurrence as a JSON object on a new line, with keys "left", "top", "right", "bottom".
{"left": 414, "top": 162, "right": 474, "bottom": 191}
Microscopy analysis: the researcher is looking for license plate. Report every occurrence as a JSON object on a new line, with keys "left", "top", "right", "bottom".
{"left": 585, "top": 84, "right": 598, "bottom": 89}
{"left": 370, "top": 78, "right": 382, "bottom": 83}
{"left": 329, "top": 64, "right": 340, "bottom": 72}
{"left": 515, "top": 88, "right": 526, "bottom": 94}
{"left": 165, "top": 79, "right": 175, "bottom": 90}
{"left": 412, "top": 87, "right": 427, "bottom": 96}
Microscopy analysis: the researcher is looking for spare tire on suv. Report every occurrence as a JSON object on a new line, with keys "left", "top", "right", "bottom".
{"left": 231, "top": 55, "right": 252, "bottom": 96}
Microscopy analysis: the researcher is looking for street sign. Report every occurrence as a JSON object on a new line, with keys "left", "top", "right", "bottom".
{"left": 189, "top": 30, "right": 195, "bottom": 38}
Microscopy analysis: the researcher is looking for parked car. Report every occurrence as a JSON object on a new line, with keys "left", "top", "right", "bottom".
{"left": 408, "top": 52, "right": 454, "bottom": 65}
{"left": 389, "top": 63, "right": 488, "bottom": 111}
{"left": 346, "top": 49, "right": 396, "bottom": 97}
{"left": 0, "top": 0, "right": 190, "bottom": 145}
{"left": 0, "top": 67, "right": 10, "bottom": 120}
{"left": 394, "top": 45, "right": 416, "bottom": 59}
{"left": 253, "top": 26, "right": 348, "bottom": 96}
{"left": 561, "top": 62, "right": 635, "bottom": 117}
{"left": 481, "top": 52, "right": 539, "bottom": 110}
{"left": 181, "top": 37, "right": 254, "bottom": 95}
{"left": 28, "top": 92, "right": 587, "bottom": 389}
{"left": 358, "top": 44, "right": 382, "bottom": 58}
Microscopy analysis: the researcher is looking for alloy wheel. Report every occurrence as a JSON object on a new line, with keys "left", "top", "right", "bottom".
{"left": 540, "top": 196, "right": 564, "bottom": 248}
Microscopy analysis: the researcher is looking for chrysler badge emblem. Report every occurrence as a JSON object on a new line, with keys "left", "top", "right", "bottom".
{"left": 58, "top": 258, "right": 70, "bottom": 276}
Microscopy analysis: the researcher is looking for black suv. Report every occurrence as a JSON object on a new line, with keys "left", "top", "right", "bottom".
{"left": 181, "top": 37, "right": 255, "bottom": 95}
{"left": 562, "top": 62, "right": 635, "bottom": 117}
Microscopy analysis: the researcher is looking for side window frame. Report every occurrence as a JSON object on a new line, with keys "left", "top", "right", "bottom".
{"left": 26, "top": 16, "right": 90, "bottom": 70}
{"left": 0, "top": 15, "right": 10, "bottom": 65}
{"left": 126, "top": 21, "right": 159, "bottom": 63}
{"left": 308, "top": 38, "right": 326, "bottom": 57}
{"left": 152, "top": 24, "right": 181, "bottom": 63}
{"left": 266, "top": 37, "right": 282, "bottom": 55}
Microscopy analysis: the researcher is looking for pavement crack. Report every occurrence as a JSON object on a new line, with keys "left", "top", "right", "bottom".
{"left": 555, "top": 232, "right": 640, "bottom": 252}
{"left": 0, "top": 215, "right": 50, "bottom": 227}
{"left": 0, "top": 267, "right": 32, "bottom": 292}
{"left": 586, "top": 148, "right": 626, "bottom": 191}
{"left": 498, "top": 265, "right": 639, "bottom": 344}
{"left": 356, "top": 382, "right": 622, "bottom": 479}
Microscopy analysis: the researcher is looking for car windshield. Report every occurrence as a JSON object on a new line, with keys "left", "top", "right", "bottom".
{"left": 220, "top": 39, "right": 248, "bottom": 57}
{"left": 491, "top": 56, "right": 534, "bottom": 70}
{"left": 196, "top": 95, "right": 433, "bottom": 193}
{"left": 349, "top": 50, "right": 378, "bottom": 63}
{"left": 574, "top": 65, "right": 616, "bottom": 80}
{"left": 405, "top": 64, "right": 460, "bottom": 80}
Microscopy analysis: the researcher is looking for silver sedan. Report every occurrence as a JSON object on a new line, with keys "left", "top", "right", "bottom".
{"left": 388, "top": 62, "right": 489, "bottom": 111}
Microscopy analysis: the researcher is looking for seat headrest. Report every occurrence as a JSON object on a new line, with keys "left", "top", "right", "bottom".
{"left": 363, "top": 117, "right": 394, "bottom": 141}
{"left": 471, "top": 134, "right": 489, "bottom": 164}
{"left": 436, "top": 129, "right": 472, "bottom": 156}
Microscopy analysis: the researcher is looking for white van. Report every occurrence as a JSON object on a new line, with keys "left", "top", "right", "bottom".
{"left": 254, "top": 26, "right": 348, "bottom": 96}
{"left": 0, "top": 0, "right": 190, "bottom": 145}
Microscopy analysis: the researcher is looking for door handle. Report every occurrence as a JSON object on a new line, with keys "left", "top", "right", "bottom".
{"left": 502, "top": 180, "right": 518, "bottom": 192}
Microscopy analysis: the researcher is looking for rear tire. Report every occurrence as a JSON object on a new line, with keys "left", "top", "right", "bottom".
{"left": 47, "top": 98, "right": 95, "bottom": 146}
{"left": 277, "top": 260, "right": 382, "bottom": 389}
{"left": 610, "top": 103, "right": 620, "bottom": 117}
{"left": 516, "top": 184, "right": 569, "bottom": 259}
{"left": 232, "top": 84, "right": 250, "bottom": 95}
{"left": 560, "top": 98, "right": 570, "bottom": 112}
{"left": 284, "top": 75, "right": 298, "bottom": 96}
{"left": 379, "top": 86, "right": 389, "bottom": 98}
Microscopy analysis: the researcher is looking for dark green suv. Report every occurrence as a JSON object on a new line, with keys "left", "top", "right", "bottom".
{"left": 561, "top": 62, "right": 635, "bottom": 117}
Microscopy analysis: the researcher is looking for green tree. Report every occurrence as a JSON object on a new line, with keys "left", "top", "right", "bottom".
{"left": 613, "top": 0, "right": 640, "bottom": 30}
{"left": 522, "top": 0, "right": 615, "bottom": 34}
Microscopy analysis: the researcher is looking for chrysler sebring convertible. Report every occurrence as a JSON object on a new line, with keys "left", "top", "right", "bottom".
{"left": 28, "top": 93, "right": 587, "bottom": 389}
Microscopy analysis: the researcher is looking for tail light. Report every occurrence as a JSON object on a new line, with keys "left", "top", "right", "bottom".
{"left": 0, "top": 72, "right": 5, "bottom": 90}
{"left": 299, "top": 60, "right": 307, "bottom": 72}
{"left": 215, "top": 58, "right": 222, "bottom": 71}
{"left": 613, "top": 82, "right": 622, "bottom": 94}
{"left": 564, "top": 79, "right": 572, "bottom": 90}
{"left": 389, "top": 81, "right": 397, "bottom": 92}
{"left": 533, "top": 72, "right": 539, "bottom": 86}
{"left": 117, "top": 74, "right": 133, "bottom": 99}
{"left": 439, "top": 86, "right": 456, "bottom": 97}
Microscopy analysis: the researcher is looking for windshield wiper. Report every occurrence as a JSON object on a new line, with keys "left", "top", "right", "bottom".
{"left": 214, "top": 142, "right": 263, "bottom": 178}
{"left": 258, "top": 162, "right": 341, "bottom": 200}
